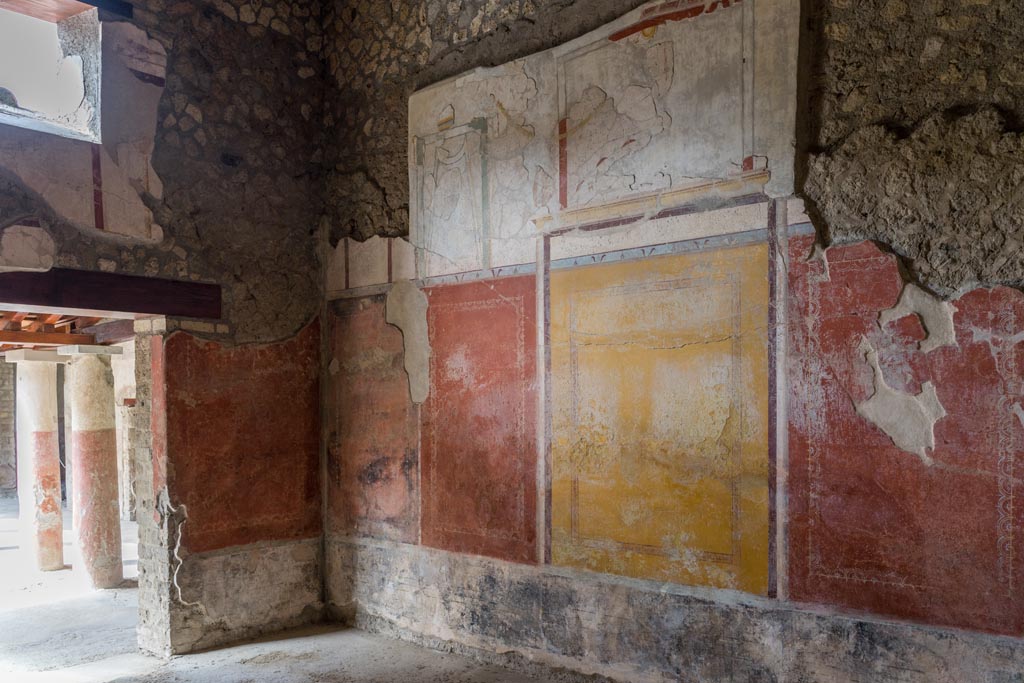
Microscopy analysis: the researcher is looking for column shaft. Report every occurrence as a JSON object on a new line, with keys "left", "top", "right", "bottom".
{"left": 15, "top": 362, "right": 63, "bottom": 571}
{"left": 69, "top": 354, "right": 123, "bottom": 588}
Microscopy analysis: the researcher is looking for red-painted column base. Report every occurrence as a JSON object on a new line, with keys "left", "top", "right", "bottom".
{"left": 72, "top": 429, "right": 123, "bottom": 588}
{"left": 31, "top": 431, "right": 64, "bottom": 571}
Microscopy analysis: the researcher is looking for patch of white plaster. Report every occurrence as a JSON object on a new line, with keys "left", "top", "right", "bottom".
{"left": 806, "top": 242, "right": 830, "bottom": 280}
{"left": 855, "top": 339, "right": 946, "bottom": 466}
{"left": 880, "top": 283, "right": 958, "bottom": 352}
{"left": 0, "top": 224, "right": 55, "bottom": 273}
{"left": 385, "top": 280, "right": 430, "bottom": 404}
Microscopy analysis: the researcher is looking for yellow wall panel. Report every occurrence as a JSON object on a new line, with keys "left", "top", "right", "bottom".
{"left": 550, "top": 242, "right": 770, "bottom": 595}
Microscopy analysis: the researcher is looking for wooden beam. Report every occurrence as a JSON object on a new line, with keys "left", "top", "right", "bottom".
{"left": 0, "top": 0, "right": 93, "bottom": 22}
{"left": 0, "top": 268, "right": 222, "bottom": 320}
{"left": 0, "top": 330, "right": 95, "bottom": 346}
{"left": 77, "top": 319, "right": 134, "bottom": 344}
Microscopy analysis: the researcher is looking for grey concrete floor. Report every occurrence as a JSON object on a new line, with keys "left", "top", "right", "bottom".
{"left": 0, "top": 497, "right": 541, "bottom": 683}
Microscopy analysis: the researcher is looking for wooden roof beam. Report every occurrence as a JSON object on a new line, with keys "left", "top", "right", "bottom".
{"left": 0, "top": 330, "right": 95, "bottom": 346}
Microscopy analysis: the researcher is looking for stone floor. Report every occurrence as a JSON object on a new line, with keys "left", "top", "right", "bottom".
{"left": 0, "top": 497, "right": 540, "bottom": 683}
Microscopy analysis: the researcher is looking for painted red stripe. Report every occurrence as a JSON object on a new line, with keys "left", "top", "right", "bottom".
{"left": 91, "top": 144, "right": 105, "bottom": 231}
{"left": 558, "top": 118, "right": 568, "bottom": 209}
{"left": 609, "top": 0, "right": 741, "bottom": 42}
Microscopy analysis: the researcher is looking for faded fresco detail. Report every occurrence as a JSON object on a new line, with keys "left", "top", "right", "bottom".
{"left": 327, "top": 296, "right": 419, "bottom": 544}
{"left": 421, "top": 277, "right": 537, "bottom": 564}
{"left": 165, "top": 323, "right": 322, "bottom": 554}
{"left": 408, "top": 0, "right": 798, "bottom": 277}
{"left": 550, "top": 243, "right": 770, "bottom": 593}
{"left": 788, "top": 236, "right": 1024, "bottom": 635}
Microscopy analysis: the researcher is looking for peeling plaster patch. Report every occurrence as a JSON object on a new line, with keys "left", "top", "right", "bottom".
{"left": 806, "top": 242, "right": 830, "bottom": 280}
{"left": 0, "top": 225, "right": 55, "bottom": 273}
{"left": 856, "top": 339, "right": 946, "bottom": 466}
{"left": 880, "top": 284, "right": 958, "bottom": 352}
{"left": 386, "top": 280, "right": 430, "bottom": 404}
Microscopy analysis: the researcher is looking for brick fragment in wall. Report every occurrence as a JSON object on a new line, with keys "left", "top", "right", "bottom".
{"left": 787, "top": 236, "right": 1024, "bottom": 636}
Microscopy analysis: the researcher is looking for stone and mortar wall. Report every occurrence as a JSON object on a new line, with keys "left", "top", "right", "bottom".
{"left": 0, "top": 360, "right": 15, "bottom": 494}
{"left": 321, "top": 0, "right": 651, "bottom": 244}
{"left": 154, "top": 319, "right": 322, "bottom": 654}
{"left": 801, "top": 0, "right": 1024, "bottom": 293}
{"left": 0, "top": 0, "right": 325, "bottom": 343}
{"left": 130, "top": 323, "right": 171, "bottom": 655}
{"left": 0, "top": 0, "right": 328, "bottom": 654}
{"left": 320, "top": 1, "right": 1024, "bottom": 681}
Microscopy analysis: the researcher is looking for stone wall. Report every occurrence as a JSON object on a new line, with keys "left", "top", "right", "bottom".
{"left": 802, "top": 0, "right": 1024, "bottom": 293}
{"left": 0, "top": 360, "right": 15, "bottom": 494}
{"left": 0, "top": 0, "right": 324, "bottom": 343}
{"left": 322, "top": 0, "right": 652, "bottom": 243}
{"left": 0, "top": 0, "right": 327, "bottom": 654}
{"left": 156, "top": 320, "right": 322, "bottom": 654}
{"left": 321, "top": 1, "right": 1024, "bottom": 680}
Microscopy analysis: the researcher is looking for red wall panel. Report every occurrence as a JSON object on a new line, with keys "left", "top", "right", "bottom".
{"left": 788, "top": 236, "right": 1024, "bottom": 635}
{"left": 165, "top": 321, "right": 321, "bottom": 553}
{"left": 422, "top": 277, "right": 537, "bottom": 564}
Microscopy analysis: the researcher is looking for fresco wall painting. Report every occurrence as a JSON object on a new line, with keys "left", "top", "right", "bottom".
{"left": 549, "top": 243, "right": 771, "bottom": 594}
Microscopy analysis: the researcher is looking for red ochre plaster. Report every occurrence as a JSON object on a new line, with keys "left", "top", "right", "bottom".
{"left": 164, "top": 321, "right": 322, "bottom": 553}
{"left": 788, "top": 236, "right": 1024, "bottom": 636}
{"left": 326, "top": 296, "right": 419, "bottom": 543}
{"left": 422, "top": 277, "right": 538, "bottom": 564}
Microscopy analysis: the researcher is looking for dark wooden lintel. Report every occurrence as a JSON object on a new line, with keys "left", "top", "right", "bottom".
{"left": 0, "top": 268, "right": 221, "bottom": 320}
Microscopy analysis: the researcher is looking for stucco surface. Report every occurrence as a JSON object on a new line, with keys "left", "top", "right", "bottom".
{"left": 788, "top": 235, "right": 1024, "bottom": 636}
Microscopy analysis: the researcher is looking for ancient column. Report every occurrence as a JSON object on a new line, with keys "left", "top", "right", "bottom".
{"left": 64, "top": 346, "right": 123, "bottom": 589}
{"left": 9, "top": 350, "right": 66, "bottom": 571}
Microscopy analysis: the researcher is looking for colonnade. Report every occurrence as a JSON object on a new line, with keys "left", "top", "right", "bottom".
{"left": 7, "top": 345, "right": 124, "bottom": 589}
